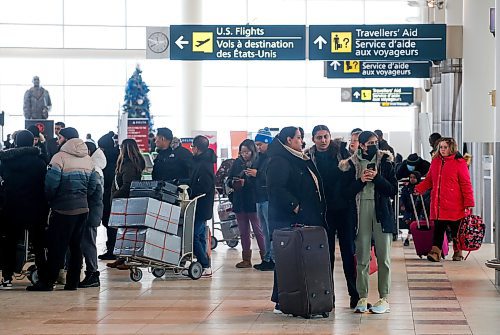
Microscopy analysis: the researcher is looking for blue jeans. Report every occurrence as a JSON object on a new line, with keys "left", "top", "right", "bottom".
{"left": 193, "top": 218, "right": 210, "bottom": 269}
{"left": 256, "top": 201, "right": 273, "bottom": 262}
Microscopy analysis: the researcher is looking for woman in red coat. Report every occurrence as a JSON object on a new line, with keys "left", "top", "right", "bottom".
{"left": 415, "top": 137, "right": 474, "bottom": 262}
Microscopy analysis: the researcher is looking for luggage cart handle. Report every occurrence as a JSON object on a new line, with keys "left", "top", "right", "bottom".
{"left": 410, "top": 193, "right": 430, "bottom": 230}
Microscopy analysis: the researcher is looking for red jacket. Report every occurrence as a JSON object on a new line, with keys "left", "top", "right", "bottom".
{"left": 415, "top": 153, "right": 474, "bottom": 221}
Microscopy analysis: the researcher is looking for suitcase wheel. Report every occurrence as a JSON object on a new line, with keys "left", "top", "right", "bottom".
{"left": 322, "top": 312, "right": 329, "bottom": 318}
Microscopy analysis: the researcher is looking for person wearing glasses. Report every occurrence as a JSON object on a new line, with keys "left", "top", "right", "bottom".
{"left": 339, "top": 131, "right": 397, "bottom": 314}
{"left": 227, "top": 139, "right": 266, "bottom": 268}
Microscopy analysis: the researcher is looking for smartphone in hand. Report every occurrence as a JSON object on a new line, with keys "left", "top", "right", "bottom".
{"left": 367, "top": 163, "right": 376, "bottom": 170}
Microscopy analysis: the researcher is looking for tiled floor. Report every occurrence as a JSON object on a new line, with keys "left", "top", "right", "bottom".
{"left": 1, "top": 227, "right": 499, "bottom": 335}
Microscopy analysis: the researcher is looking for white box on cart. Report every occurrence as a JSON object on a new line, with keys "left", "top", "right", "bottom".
{"left": 109, "top": 197, "right": 181, "bottom": 235}
{"left": 114, "top": 228, "right": 181, "bottom": 265}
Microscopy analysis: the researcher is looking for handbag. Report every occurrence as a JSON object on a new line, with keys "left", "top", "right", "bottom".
{"left": 457, "top": 213, "right": 485, "bottom": 260}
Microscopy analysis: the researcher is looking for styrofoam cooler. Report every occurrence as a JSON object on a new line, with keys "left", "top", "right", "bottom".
{"left": 114, "top": 228, "right": 181, "bottom": 265}
{"left": 109, "top": 197, "right": 181, "bottom": 235}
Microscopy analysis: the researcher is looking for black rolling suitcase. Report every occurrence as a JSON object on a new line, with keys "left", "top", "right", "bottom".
{"left": 129, "top": 180, "right": 179, "bottom": 204}
{"left": 273, "top": 225, "right": 333, "bottom": 319}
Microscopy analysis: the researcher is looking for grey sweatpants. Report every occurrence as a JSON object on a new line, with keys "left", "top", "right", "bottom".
{"left": 81, "top": 226, "right": 98, "bottom": 273}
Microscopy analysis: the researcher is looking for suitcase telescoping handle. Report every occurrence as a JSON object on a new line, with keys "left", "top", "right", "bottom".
{"left": 410, "top": 193, "right": 430, "bottom": 230}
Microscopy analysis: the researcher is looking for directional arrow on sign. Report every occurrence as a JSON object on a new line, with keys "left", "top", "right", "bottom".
{"left": 353, "top": 91, "right": 361, "bottom": 99}
{"left": 175, "top": 36, "right": 189, "bottom": 49}
{"left": 314, "top": 35, "right": 327, "bottom": 50}
{"left": 330, "top": 61, "right": 341, "bottom": 71}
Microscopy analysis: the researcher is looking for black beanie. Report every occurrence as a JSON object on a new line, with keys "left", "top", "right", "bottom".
{"left": 27, "top": 125, "right": 40, "bottom": 138}
{"left": 407, "top": 153, "right": 420, "bottom": 166}
{"left": 15, "top": 130, "right": 35, "bottom": 148}
{"left": 85, "top": 141, "right": 97, "bottom": 155}
{"left": 358, "top": 131, "right": 378, "bottom": 145}
{"left": 59, "top": 127, "right": 79, "bottom": 140}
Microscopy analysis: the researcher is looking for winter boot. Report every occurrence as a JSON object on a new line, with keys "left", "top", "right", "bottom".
{"left": 452, "top": 250, "right": 464, "bottom": 261}
{"left": 253, "top": 251, "right": 267, "bottom": 270}
{"left": 427, "top": 246, "right": 441, "bottom": 262}
{"left": 235, "top": 250, "right": 252, "bottom": 268}
{"left": 78, "top": 271, "right": 100, "bottom": 288}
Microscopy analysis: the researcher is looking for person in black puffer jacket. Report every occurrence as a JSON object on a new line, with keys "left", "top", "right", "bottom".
{"left": 189, "top": 135, "right": 216, "bottom": 277}
{"left": 0, "top": 130, "right": 49, "bottom": 289}
{"left": 97, "top": 131, "right": 120, "bottom": 260}
{"left": 227, "top": 139, "right": 266, "bottom": 269}
{"left": 306, "top": 125, "right": 359, "bottom": 309}
{"left": 266, "top": 126, "right": 327, "bottom": 313}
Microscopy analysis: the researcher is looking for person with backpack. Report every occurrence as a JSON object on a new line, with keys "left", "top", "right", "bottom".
{"left": 415, "top": 137, "right": 475, "bottom": 262}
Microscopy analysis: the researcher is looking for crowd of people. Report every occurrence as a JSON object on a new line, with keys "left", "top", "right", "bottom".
{"left": 0, "top": 123, "right": 474, "bottom": 315}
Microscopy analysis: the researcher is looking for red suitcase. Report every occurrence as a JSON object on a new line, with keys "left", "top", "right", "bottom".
{"left": 409, "top": 194, "right": 449, "bottom": 258}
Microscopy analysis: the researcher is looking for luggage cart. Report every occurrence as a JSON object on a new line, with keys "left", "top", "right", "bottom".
{"left": 120, "top": 195, "right": 205, "bottom": 282}
{"left": 210, "top": 197, "right": 240, "bottom": 250}
{"left": 13, "top": 230, "right": 39, "bottom": 285}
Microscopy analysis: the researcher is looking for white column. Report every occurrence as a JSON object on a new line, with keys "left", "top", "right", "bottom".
{"left": 463, "top": 0, "right": 495, "bottom": 142}
{"left": 181, "top": 0, "right": 203, "bottom": 137}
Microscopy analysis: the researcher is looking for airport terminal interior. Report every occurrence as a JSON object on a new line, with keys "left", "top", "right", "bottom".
{"left": 1, "top": 0, "right": 500, "bottom": 334}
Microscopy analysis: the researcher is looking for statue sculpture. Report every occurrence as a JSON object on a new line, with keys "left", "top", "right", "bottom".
{"left": 23, "top": 76, "right": 52, "bottom": 119}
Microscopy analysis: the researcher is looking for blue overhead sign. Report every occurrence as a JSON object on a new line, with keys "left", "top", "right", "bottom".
{"left": 170, "top": 25, "right": 306, "bottom": 60}
{"left": 324, "top": 60, "right": 431, "bottom": 78}
{"left": 351, "top": 87, "right": 414, "bottom": 104}
{"left": 309, "top": 24, "right": 446, "bottom": 61}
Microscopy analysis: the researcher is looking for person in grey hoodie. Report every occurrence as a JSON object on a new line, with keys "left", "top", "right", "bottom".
{"left": 27, "top": 127, "right": 98, "bottom": 291}
{"left": 78, "top": 141, "right": 106, "bottom": 288}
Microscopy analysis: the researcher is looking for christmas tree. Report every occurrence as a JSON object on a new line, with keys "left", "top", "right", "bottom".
{"left": 123, "top": 65, "right": 153, "bottom": 129}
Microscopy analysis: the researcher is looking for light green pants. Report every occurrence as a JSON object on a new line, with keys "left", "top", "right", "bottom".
{"left": 355, "top": 199, "right": 392, "bottom": 299}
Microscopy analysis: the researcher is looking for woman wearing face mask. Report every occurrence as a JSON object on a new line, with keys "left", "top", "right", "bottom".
{"left": 414, "top": 137, "right": 474, "bottom": 262}
{"left": 339, "top": 131, "right": 397, "bottom": 314}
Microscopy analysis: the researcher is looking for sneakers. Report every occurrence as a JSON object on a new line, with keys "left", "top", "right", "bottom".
{"left": 78, "top": 271, "right": 100, "bottom": 288}
{"left": 26, "top": 282, "right": 54, "bottom": 292}
{"left": 98, "top": 252, "right": 116, "bottom": 260}
{"left": 354, "top": 298, "right": 369, "bottom": 313}
{"left": 273, "top": 303, "right": 283, "bottom": 314}
{"left": 1, "top": 278, "right": 12, "bottom": 289}
{"left": 253, "top": 260, "right": 275, "bottom": 271}
{"left": 201, "top": 268, "right": 212, "bottom": 278}
{"left": 370, "top": 298, "right": 390, "bottom": 314}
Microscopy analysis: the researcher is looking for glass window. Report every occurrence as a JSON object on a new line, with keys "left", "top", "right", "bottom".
{"left": 248, "top": 88, "right": 306, "bottom": 117}
{"left": 0, "top": 0, "right": 63, "bottom": 25}
{"left": 63, "top": 116, "right": 121, "bottom": 140}
{"left": 202, "top": 0, "right": 247, "bottom": 24}
{"left": 248, "top": 61, "right": 306, "bottom": 87}
{"left": 126, "top": 0, "right": 182, "bottom": 26}
{"left": 203, "top": 62, "right": 247, "bottom": 87}
{"left": 0, "top": 58, "right": 64, "bottom": 85}
{"left": 203, "top": 87, "right": 248, "bottom": 116}
{"left": 0, "top": 25, "right": 63, "bottom": 48}
{"left": 64, "top": 86, "right": 123, "bottom": 116}
{"left": 248, "top": 0, "right": 306, "bottom": 24}
{"left": 64, "top": 26, "right": 126, "bottom": 49}
{"left": 126, "top": 61, "right": 181, "bottom": 87}
{"left": 64, "top": 59, "right": 126, "bottom": 86}
{"left": 64, "top": 0, "right": 125, "bottom": 26}
{"left": 126, "top": 27, "right": 146, "bottom": 49}
{"left": 307, "top": 0, "right": 365, "bottom": 24}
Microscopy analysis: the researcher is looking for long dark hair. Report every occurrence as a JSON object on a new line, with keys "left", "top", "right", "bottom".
{"left": 312, "top": 125, "right": 330, "bottom": 137}
{"left": 277, "top": 126, "right": 304, "bottom": 146}
{"left": 116, "top": 139, "right": 146, "bottom": 175}
{"left": 239, "top": 139, "right": 257, "bottom": 164}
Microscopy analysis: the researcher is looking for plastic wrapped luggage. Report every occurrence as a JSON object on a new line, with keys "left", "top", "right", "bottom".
{"left": 273, "top": 226, "right": 333, "bottom": 319}
{"left": 409, "top": 194, "right": 449, "bottom": 258}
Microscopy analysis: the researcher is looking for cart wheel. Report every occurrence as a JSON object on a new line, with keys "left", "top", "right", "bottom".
{"left": 129, "top": 268, "right": 143, "bottom": 282}
{"left": 188, "top": 262, "right": 203, "bottom": 280}
{"left": 322, "top": 312, "right": 329, "bottom": 318}
{"left": 152, "top": 267, "right": 166, "bottom": 278}
{"left": 211, "top": 236, "right": 218, "bottom": 250}
{"left": 227, "top": 239, "right": 239, "bottom": 248}
{"left": 27, "top": 265, "right": 39, "bottom": 285}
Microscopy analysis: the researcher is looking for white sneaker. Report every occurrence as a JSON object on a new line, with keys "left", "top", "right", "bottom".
{"left": 201, "top": 268, "right": 212, "bottom": 278}
{"left": 1, "top": 279, "right": 13, "bottom": 289}
{"left": 354, "top": 298, "right": 369, "bottom": 313}
{"left": 370, "top": 298, "right": 390, "bottom": 314}
{"left": 273, "top": 304, "right": 283, "bottom": 314}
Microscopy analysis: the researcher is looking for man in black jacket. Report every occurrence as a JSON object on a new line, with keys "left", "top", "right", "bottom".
{"left": 374, "top": 130, "right": 395, "bottom": 156}
{"left": 307, "top": 125, "right": 359, "bottom": 308}
{"left": 396, "top": 153, "right": 430, "bottom": 180}
{"left": 152, "top": 128, "right": 193, "bottom": 184}
{"left": 47, "top": 121, "right": 65, "bottom": 159}
{"left": 190, "top": 135, "right": 216, "bottom": 278}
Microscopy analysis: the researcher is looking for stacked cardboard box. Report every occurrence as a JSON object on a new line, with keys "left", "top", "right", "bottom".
{"left": 110, "top": 197, "right": 182, "bottom": 265}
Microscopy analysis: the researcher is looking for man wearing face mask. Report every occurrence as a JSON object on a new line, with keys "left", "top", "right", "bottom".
{"left": 395, "top": 153, "right": 430, "bottom": 180}
{"left": 339, "top": 131, "right": 397, "bottom": 314}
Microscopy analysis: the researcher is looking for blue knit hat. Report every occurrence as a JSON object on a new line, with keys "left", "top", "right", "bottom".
{"left": 255, "top": 127, "right": 273, "bottom": 144}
